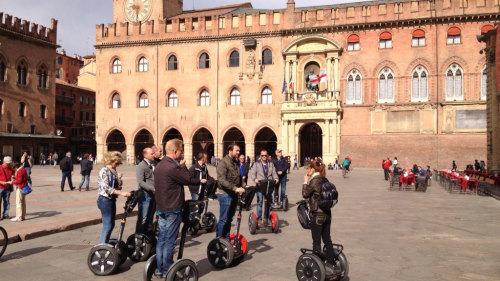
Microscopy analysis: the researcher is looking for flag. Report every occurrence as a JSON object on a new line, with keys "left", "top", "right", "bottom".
{"left": 309, "top": 70, "right": 327, "bottom": 85}
{"left": 288, "top": 72, "right": 293, "bottom": 92}
{"left": 281, "top": 73, "right": 286, "bottom": 93}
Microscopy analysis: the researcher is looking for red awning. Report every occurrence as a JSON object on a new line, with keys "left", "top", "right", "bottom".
{"left": 481, "top": 25, "right": 494, "bottom": 34}
{"left": 380, "top": 32, "right": 392, "bottom": 40}
{"left": 447, "top": 27, "right": 461, "bottom": 36}
{"left": 347, "top": 34, "right": 360, "bottom": 43}
{"left": 412, "top": 29, "right": 425, "bottom": 38}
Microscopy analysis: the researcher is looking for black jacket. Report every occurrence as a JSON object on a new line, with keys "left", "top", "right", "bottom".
{"left": 80, "top": 159, "right": 93, "bottom": 176}
{"left": 239, "top": 162, "right": 250, "bottom": 183}
{"left": 273, "top": 157, "right": 288, "bottom": 177}
{"left": 188, "top": 162, "right": 214, "bottom": 194}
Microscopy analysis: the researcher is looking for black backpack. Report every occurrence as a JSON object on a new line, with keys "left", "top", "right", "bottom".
{"left": 59, "top": 157, "right": 69, "bottom": 171}
{"left": 318, "top": 178, "right": 338, "bottom": 210}
{"left": 297, "top": 200, "right": 311, "bottom": 229}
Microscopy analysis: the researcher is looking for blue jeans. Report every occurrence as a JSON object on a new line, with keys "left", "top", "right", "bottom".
{"left": 190, "top": 192, "right": 199, "bottom": 201}
{"left": 79, "top": 174, "right": 90, "bottom": 190}
{"left": 216, "top": 193, "right": 238, "bottom": 239}
{"left": 97, "top": 196, "right": 116, "bottom": 244}
{"left": 156, "top": 212, "right": 182, "bottom": 276}
{"left": 24, "top": 167, "right": 32, "bottom": 185}
{"left": 256, "top": 190, "right": 271, "bottom": 221}
{"left": 0, "top": 189, "right": 11, "bottom": 218}
{"left": 61, "top": 171, "right": 73, "bottom": 191}
{"left": 136, "top": 192, "right": 155, "bottom": 234}
{"left": 274, "top": 176, "right": 287, "bottom": 202}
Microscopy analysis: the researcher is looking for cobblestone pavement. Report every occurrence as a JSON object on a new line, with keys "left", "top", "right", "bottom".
{"left": 0, "top": 165, "right": 499, "bottom": 281}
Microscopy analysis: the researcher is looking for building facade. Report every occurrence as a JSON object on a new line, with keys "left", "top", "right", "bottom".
{"left": 78, "top": 55, "right": 97, "bottom": 91}
{"left": 55, "top": 50, "right": 83, "bottom": 84}
{"left": 0, "top": 13, "right": 59, "bottom": 162}
{"left": 95, "top": 0, "right": 499, "bottom": 168}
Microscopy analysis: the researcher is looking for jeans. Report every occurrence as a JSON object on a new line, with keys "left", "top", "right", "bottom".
{"left": 24, "top": 167, "right": 32, "bottom": 185}
{"left": 256, "top": 189, "right": 271, "bottom": 221}
{"left": 97, "top": 196, "right": 116, "bottom": 244}
{"left": 136, "top": 192, "right": 155, "bottom": 234}
{"left": 61, "top": 171, "right": 73, "bottom": 190}
{"left": 0, "top": 189, "right": 11, "bottom": 218}
{"left": 216, "top": 193, "right": 238, "bottom": 239}
{"left": 311, "top": 211, "right": 334, "bottom": 264}
{"left": 274, "top": 176, "right": 287, "bottom": 202}
{"left": 156, "top": 212, "right": 182, "bottom": 276}
{"left": 190, "top": 192, "right": 199, "bottom": 201}
{"left": 79, "top": 174, "right": 90, "bottom": 190}
{"left": 384, "top": 168, "right": 389, "bottom": 180}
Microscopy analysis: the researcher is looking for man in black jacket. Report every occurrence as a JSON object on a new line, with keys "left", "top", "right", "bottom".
{"left": 60, "top": 152, "right": 74, "bottom": 191}
{"left": 238, "top": 154, "right": 250, "bottom": 186}
{"left": 78, "top": 154, "right": 93, "bottom": 191}
{"left": 188, "top": 152, "right": 214, "bottom": 200}
{"left": 273, "top": 149, "right": 288, "bottom": 206}
{"left": 153, "top": 139, "right": 205, "bottom": 279}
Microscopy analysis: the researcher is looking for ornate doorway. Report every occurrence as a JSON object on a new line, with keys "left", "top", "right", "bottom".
{"left": 299, "top": 123, "right": 322, "bottom": 165}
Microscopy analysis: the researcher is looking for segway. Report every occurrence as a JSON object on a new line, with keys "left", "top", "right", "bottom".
{"left": 143, "top": 200, "right": 199, "bottom": 281}
{"left": 126, "top": 213, "right": 158, "bottom": 262}
{"left": 270, "top": 194, "right": 289, "bottom": 212}
{"left": 206, "top": 187, "right": 256, "bottom": 269}
{"left": 188, "top": 180, "right": 218, "bottom": 236}
{"left": 248, "top": 180, "right": 279, "bottom": 234}
{"left": 87, "top": 190, "right": 139, "bottom": 276}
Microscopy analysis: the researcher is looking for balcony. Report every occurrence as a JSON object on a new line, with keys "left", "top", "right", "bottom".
{"left": 281, "top": 91, "right": 342, "bottom": 114}
{"left": 55, "top": 116, "right": 74, "bottom": 124}
{"left": 81, "top": 121, "right": 95, "bottom": 127}
{"left": 56, "top": 95, "right": 75, "bottom": 104}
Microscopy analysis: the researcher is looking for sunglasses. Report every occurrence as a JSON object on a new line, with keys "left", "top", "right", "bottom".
{"left": 260, "top": 155, "right": 268, "bottom": 157}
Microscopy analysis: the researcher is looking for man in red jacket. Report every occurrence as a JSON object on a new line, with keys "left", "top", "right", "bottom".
{"left": 0, "top": 156, "right": 14, "bottom": 220}
{"left": 383, "top": 158, "right": 392, "bottom": 181}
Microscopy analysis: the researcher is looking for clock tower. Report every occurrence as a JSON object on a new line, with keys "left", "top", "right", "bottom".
{"left": 113, "top": 0, "right": 183, "bottom": 23}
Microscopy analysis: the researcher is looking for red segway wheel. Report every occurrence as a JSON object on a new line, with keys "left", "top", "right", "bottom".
{"left": 270, "top": 212, "right": 279, "bottom": 233}
{"left": 230, "top": 232, "right": 248, "bottom": 265}
{"left": 248, "top": 213, "right": 258, "bottom": 235}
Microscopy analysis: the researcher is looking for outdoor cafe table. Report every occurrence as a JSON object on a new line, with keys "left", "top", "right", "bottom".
{"left": 400, "top": 171, "right": 416, "bottom": 186}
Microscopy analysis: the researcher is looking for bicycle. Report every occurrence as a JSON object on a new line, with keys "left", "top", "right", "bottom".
{"left": 0, "top": 225, "right": 7, "bottom": 258}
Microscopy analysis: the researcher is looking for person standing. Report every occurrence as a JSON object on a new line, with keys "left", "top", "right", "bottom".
{"left": 273, "top": 149, "right": 288, "bottom": 206}
{"left": 293, "top": 155, "right": 299, "bottom": 170}
{"left": 383, "top": 158, "right": 391, "bottom": 180}
{"left": 0, "top": 156, "right": 14, "bottom": 220}
{"left": 20, "top": 151, "right": 33, "bottom": 186}
{"left": 78, "top": 154, "right": 93, "bottom": 191}
{"left": 189, "top": 152, "right": 213, "bottom": 201}
{"left": 152, "top": 145, "right": 164, "bottom": 166}
{"left": 40, "top": 152, "right": 45, "bottom": 166}
{"left": 238, "top": 154, "right": 250, "bottom": 186}
{"left": 393, "top": 156, "right": 398, "bottom": 172}
{"left": 97, "top": 151, "right": 131, "bottom": 243}
{"left": 53, "top": 152, "right": 58, "bottom": 167}
{"left": 4, "top": 162, "right": 28, "bottom": 222}
{"left": 59, "top": 152, "right": 74, "bottom": 191}
{"left": 452, "top": 160, "right": 457, "bottom": 172}
{"left": 249, "top": 150, "right": 279, "bottom": 226}
{"left": 216, "top": 144, "right": 245, "bottom": 239}
{"left": 154, "top": 139, "right": 204, "bottom": 279}
{"left": 135, "top": 147, "right": 156, "bottom": 235}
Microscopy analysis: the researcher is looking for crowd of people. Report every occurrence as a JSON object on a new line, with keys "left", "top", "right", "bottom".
{"left": 383, "top": 156, "right": 433, "bottom": 189}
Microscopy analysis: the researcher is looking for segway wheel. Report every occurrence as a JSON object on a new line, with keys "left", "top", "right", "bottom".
{"left": 283, "top": 197, "right": 289, "bottom": 212}
{"left": 270, "top": 212, "right": 280, "bottom": 233}
{"left": 332, "top": 248, "right": 349, "bottom": 281}
{"left": 207, "top": 238, "right": 234, "bottom": 269}
{"left": 203, "top": 212, "right": 217, "bottom": 233}
{"left": 188, "top": 222, "right": 201, "bottom": 236}
{"left": 248, "top": 213, "right": 257, "bottom": 235}
{"left": 126, "top": 233, "right": 153, "bottom": 262}
{"left": 87, "top": 244, "right": 120, "bottom": 276}
{"left": 296, "top": 253, "right": 326, "bottom": 281}
{"left": 109, "top": 239, "right": 127, "bottom": 266}
{"left": 166, "top": 259, "right": 198, "bottom": 281}
{"left": 143, "top": 254, "right": 157, "bottom": 281}
{"left": 230, "top": 232, "right": 248, "bottom": 266}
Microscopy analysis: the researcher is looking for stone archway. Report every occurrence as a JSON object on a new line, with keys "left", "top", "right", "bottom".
{"left": 299, "top": 123, "right": 323, "bottom": 166}
{"left": 106, "top": 129, "right": 126, "bottom": 153}
{"left": 162, "top": 128, "right": 183, "bottom": 152}
{"left": 223, "top": 127, "right": 245, "bottom": 157}
{"left": 134, "top": 129, "right": 154, "bottom": 163}
{"left": 254, "top": 127, "right": 277, "bottom": 161}
{"left": 192, "top": 128, "right": 214, "bottom": 164}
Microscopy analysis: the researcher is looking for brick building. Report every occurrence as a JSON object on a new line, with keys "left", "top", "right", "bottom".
{"left": 95, "top": 0, "right": 499, "bottom": 168}
{"left": 0, "top": 13, "right": 60, "bottom": 162}
{"left": 55, "top": 50, "right": 83, "bottom": 84}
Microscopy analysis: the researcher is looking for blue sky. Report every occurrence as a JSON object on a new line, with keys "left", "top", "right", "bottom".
{"left": 0, "top": 0, "right": 351, "bottom": 56}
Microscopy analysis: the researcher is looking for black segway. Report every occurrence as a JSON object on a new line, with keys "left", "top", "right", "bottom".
{"left": 143, "top": 200, "right": 199, "bottom": 281}
{"left": 126, "top": 213, "right": 158, "bottom": 262}
{"left": 248, "top": 180, "right": 279, "bottom": 234}
{"left": 206, "top": 187, "right": 256, "bottom": 269}
{"left": 270, "top": 194, "right": 289, "bottom": 212}
{"left": 87, "top": 190, "right": 139, "bottom": 276}
{"left": 188, "top": 180, "right": 218, "bottom": 236}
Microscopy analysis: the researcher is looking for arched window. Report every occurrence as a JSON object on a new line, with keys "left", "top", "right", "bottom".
{"left": 168, "top": 55, "right": 178, "bottom": 70}
{"left": 200, "top": 90, "right": 210, "bottom": 106}
{"left": 112, "top": 58, "right": 122, "bottom": 73}
{"left": 262, "top": 49, "right": 272, "bottom": 65}
{"left": 111, "top": 92, "right": 121, "bottom": 109}
{"left": 139, "top": 92, "right": 149, "bottom": 107}
{"left": 378, "top": 67, "right": 395, "bottom": 103}
{"left": 199, "top": 53, "right": 210, "bottom": 69}
{"left": 261, "top": 87, "right": 272, "bottom": 104}
{"left": 18, "top": 102, "right": 26, "bottom": 117}
{"left": 138, "top": 57, "right": 148, "bottom": 72}
{"left": 40, "top": 104, "right": 47, "bottom": 119}
{"left": 346, "top": 69, "right": 362, "bottom": 104}
{"left": 379, "top": 32, "right": 392, "bottom": 49}
{"left": 0, "top": 56, "right": 6, "bottom": 82}
{"left": 230, "top": 88, "right": 240, "bottom": 105}
{"left": 37, "top": 65, "right": 48, "bottom": 89}
{"left": 411, "top": 66, "right": 428, "bottom": 102}
{"left": 0, "top": 98, "right": 4, "bottom": 116}
{"left": 481, "top": 65, "right": 487, "bottom": 100}
{"left": 229, "top": 51, "right": 239, "bottom": 67}
{"left": 445, "top": 63, "right": 464, "bottom": 101}
{"left": 481, "top": 25, "right": 495, "bottom": 35}
{"left": 412, "top": 29, "right": 425, "bottom": 47}
{"left": 447, "top": 27, "right": 461, "bottom": 44}
{"left": 168, "top": 91, "right": 178, "bottom": 107}
{"left": 347, "top": 34, "right": 360, "bottom": 51}
{"left": 17, "top": 60, "right": 28, "bottom": 85}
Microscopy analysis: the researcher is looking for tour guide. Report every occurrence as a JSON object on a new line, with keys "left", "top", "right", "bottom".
{"left": 216, "top": 144, "right": 245, "bottom": 239}
{"left": 153, "top": 139, "right": 206, "bottom": 279}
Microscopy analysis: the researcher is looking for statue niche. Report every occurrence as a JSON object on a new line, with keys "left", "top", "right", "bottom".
{"left": 304, "top": 61, "right": 320, "bottom": 92}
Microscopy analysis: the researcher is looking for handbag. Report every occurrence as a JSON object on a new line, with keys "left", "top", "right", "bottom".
{"left": 21, "top": 185, "right": 32, "bottom": 195}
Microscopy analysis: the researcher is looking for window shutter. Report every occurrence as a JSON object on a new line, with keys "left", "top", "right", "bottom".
{"left": 446, "top": 71, "right": 454, "bottom": 99}
{"left": 387, "top": 74, "right": 394, "bottom": 101}
{"left": 379, "top": 75, "right": 386, "bottom": 101}
{"left": 454, "top": 71, "right": 462, "bottom": 99}
{"left": 347, "top": 76, "right": 354, "bottom": 102}
{"left": 481, "top": 70, "right": 487, "bottom": 99}
{"left": 412, "top": 72, "right": 419, "bottom": 100}
{"left": 420, "top": 73, "right": 428, "bottom": 100}
{"left": 355, "top": 75, "right": 362, "bottom": 101}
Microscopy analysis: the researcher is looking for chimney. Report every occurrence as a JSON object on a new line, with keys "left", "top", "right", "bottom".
{"left": 287, "top": 0, "right": 295, "bottom": 10}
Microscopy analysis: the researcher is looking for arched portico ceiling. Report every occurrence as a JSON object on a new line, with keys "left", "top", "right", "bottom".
{"left": 282, "top": 35, "right": 341, "bottom": 56}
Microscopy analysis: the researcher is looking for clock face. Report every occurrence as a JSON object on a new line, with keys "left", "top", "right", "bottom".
{"left": 124, "top": 0, "right": 152, "bottom": 22}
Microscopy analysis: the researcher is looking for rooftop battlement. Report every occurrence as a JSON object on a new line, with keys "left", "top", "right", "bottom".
{"left": 0, "top": 12, "right": 57, "bottom": 44}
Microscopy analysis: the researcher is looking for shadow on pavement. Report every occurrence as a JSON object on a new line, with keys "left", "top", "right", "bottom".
{"left": 0, "top": 246, "right": 52, "bottom": 261}
{"left": 25, "top": 211, "right": 62, "bottom": 220}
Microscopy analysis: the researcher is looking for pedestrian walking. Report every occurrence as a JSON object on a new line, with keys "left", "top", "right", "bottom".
{"left": 40, "top": 152, "right": 45, "bottom": 166}
{"left": 0, "top": 156, "right": 14, "bottom": 220}
{"left": 293, "top": 155, "right": 299, "bottom": 170}
{"left": 20, "top": 151, "right": 33, "bottom": 186}
{"left": 53, "top": 152, "right": 59, "bottom": 167}
{"left": 59, "top": 152, "right": 74, "bottom": 191}
{"left": 452, "top": 160, "right": 457, "bottom": 172}
{"left": 135, "top": 147, "right": 156, "bottom": 235}
{"left": 6, "top": 162, "right": 28, "bottom": 222}
{"left": 273, "top": 149, "right": 288, "bottom": 206}
{"left": 78, "top": 154, "right": 93, "bottom": 191}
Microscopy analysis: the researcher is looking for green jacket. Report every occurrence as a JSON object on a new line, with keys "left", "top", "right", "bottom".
{"left": 216, "top": 155, "right": 241, "bottom": 196}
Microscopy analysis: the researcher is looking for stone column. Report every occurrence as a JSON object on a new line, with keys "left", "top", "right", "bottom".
{"left": 285, "top": 60, "right": 290, "bottom": 100}
{"left": 245, "top": 142, "right": 255, "bottom": 162}
{"left": 126, "top": 143, "right": 134, "bottom": 165}
{"left": 336, "top": 119, "right": 341, "bottom": 156}
{"left": 217, "top": 142, "right": 224, "bottom": 160}
{"left": 282, "top": 119, "right": 289, "bottom": 154}
{"left": 97, "top": 143, "right": 106, "bottom": 163}
{"left": 291, "top": 120, "right": 296, "bottom": 154}
{"left": 184, "top": 142, "right": 193, "bottom": 166}
{"left": 292, "top": 60, "right": 298, "bottom": 97}
{"left": 334, "top": 57, "right": 340, "bottom": 98}
{"left": 326, "top": 58, "right": 333, "bottom": 96}
{"left": 325, "top": 119, "right": 330, "bottom": 153}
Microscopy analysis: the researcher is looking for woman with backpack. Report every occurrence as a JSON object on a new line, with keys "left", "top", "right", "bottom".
{"left": 302, "top": 159, "right": 337, "bottom": 277}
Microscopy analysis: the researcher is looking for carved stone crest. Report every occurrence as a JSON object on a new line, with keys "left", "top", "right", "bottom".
{"left": 246, "top": 49, "right": 256, "bottom": 79}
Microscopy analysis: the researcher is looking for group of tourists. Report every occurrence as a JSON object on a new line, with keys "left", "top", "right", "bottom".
{"left": 0, "top": 156, "right": 29, "bottom": 222}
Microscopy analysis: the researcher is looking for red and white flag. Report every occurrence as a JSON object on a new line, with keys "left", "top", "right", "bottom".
{"left": 309, "top": 70, "right": 327, "bottom": 86}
